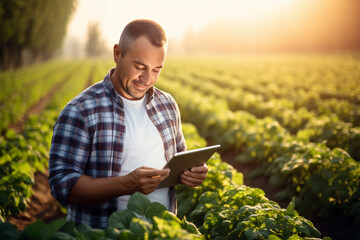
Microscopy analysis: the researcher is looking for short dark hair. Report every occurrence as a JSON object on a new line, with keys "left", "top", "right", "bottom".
{"left": 119, "top": 19, "right": 167, "bottom": 57}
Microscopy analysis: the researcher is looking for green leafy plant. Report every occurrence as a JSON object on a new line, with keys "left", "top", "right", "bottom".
{"left": 0, "top": 193, "right": 203, "bottom": 240}
{"left": 157, "top": 68, "right": 360, "bottom": 228}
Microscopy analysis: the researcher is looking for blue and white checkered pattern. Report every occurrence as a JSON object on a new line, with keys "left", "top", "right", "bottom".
{"left": 49, "top": 69, "right": 186, "bottom": 228}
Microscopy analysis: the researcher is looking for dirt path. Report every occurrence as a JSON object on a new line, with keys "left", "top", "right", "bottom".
{"left": 9, "top": 72, "right": 76, "bottom": 133}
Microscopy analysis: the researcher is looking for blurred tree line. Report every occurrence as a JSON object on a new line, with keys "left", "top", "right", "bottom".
{"left": 0, "top": 0, "right": 76, "bottom": 70}
{"left": 86, "top": 22, "right": 107, "bottom": 58}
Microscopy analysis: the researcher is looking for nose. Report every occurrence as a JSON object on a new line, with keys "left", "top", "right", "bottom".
{"left": 140, "top": 70, "right": 152, "bottom": 86}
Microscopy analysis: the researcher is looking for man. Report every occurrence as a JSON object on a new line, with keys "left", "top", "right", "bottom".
{"left": 48, "top": 19, "right": 208, "bottom": 228}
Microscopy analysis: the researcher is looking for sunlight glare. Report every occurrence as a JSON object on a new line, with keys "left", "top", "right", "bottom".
{"left": 235, "top": 0, "right": 293, "bottom": 20}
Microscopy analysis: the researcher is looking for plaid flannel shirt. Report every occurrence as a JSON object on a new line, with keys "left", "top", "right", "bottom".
{"left": 48, "top": 68, "right": 186, "bottom": 228}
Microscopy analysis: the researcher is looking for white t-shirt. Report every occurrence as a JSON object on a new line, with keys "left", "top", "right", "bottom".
{"left": 117, "top": 95, "right": 170, "bottom": 211}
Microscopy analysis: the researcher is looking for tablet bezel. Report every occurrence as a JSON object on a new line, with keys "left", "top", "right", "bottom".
{"left": 158, "top": 144, "right": 221, "bottom": 188}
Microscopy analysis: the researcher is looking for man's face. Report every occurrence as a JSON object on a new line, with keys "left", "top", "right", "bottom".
{"left": 112, "top": 36, "right": 167, "bottom": 100}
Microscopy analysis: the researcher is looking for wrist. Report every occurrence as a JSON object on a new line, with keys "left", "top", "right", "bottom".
{"left": 116, "top": 174, "right": 136, "bottom": 195}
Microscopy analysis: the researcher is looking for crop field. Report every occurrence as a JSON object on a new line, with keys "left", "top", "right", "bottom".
{"left": 0, "top": 54, "right": 359, "bottom": 239}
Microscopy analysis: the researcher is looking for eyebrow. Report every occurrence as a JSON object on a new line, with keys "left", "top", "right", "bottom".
{"left": 133, "top": 60, "right": 163, "bottom": 69}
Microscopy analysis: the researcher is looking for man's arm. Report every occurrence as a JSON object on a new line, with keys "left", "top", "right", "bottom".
{"left": 67, "top": 166, "right": 170, "bottom": 205}
{"left": 49, "top": 104, "right": 91, "bottom": 206}
{"left": 49, "top": 105, "right": 170, "bottom": 206}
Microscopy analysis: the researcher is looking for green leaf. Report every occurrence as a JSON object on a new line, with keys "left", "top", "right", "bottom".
{"left": 213, "top": 235, "right": 227, "bottom": 240}
{"left": 104, "top": 228, "right": 121, "bottom": 239}
{"left": 268, "top": 235, "right": 282, "bottom": 240}
{"left": 264, "top": 218, "right": 276, "bottom": 229}
{"left": 199, "top": 191, "right": 219, "bottom": 204}
{"left": 52, "top": 232, "right": 76, "bottom": 240}
{"left": 295, "top": 223, "right": 310, "bottom": 236}
{"left": 258, "top": 229, "right": 270, "bottom": 239}
{"left": 118, "top": 229, "right": 137, "bottom": 239}
{"left": 74, "top": 223, "right": 93, "bottom": 235}
{"left": 181, "top": 216, "right": 201, "bottom": 234}
{"left": 5, "top": 129, "right": 17, "bottom": 139}
{"left": 231, "top": 172, "right": 243, "bottom": 185}
{"left": 48, "top": 217, "right": 67, "bottom": 233}
{"left": 288, "top": 234, "right": 301, "bottom": 240}
{"left": 127, "top": 192, "right": 151, "bottom": 216}
{"left": 24, "top": 220, "right": 53, "bottom": 240}
{"left": 59, "top": 221, "right": 76, "bottom": 236}
{"left": 302, "top": 221, "right": 321, "bottom": 238}
{"left": 108, "top": 209, "right": 135, "bottom": 229}
{"left": 75, "top": 227, "right": 104, "bottom": 239}
{"left": 128, "top": 218, "right": 152, "bottom": 238}
{"left": 286, "top": 197, "right": 296, "bottom": 216}
{"left": 0, "top": 222, "right": 18, "bottom": 240}
{"left": 161, "top": 211, "right": 182, "bottom": 224}
{"left": 244, "top": 228, "right": 262, "bottom": 240}
{"left": 144, "top": 201, "right": 167, "bottom": 220}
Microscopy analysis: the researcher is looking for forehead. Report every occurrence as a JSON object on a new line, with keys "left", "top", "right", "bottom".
{"left": 126, "top": 36, "right": 167, "bottom": 67}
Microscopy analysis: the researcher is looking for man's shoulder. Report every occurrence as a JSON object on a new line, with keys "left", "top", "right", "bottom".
{"left": 65, "top": 81, "right": 112, "bottom": 114}
{"left": 153, "top": 87, "right": 176, "bottom": 104}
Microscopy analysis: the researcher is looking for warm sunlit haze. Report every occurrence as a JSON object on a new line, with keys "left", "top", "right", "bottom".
{"left": 2, "top": 0, "right": 360, "bottom": 238}
{"left": 63, "top": 0, "right": 360, "bottom": 57}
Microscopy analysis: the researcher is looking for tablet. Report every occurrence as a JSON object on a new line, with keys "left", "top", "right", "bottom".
{"left": 158, "top": 145, "right": 221, "bottom": 188}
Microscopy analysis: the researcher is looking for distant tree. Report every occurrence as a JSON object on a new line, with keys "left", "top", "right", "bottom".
{"left": 66, "top": 37, "right": 83, "bottom": 59}
{"left": 86, "top": 22, "right": 106, "bottom": 57}
{"left": 0, "top": 0, "right": 76, "bottom": 70}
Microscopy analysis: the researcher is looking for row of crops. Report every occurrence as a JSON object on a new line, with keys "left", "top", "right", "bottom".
{"left": 1, "top": 123, "right": 331, "bottom": 239}
{"left": 155, "top": 56, "right": 360, "bottom": 231}
{"left": 0, "top": 60, "right": 109, "bottom": 219}
{"left": 161, "top": 57, "right": 360, "bottom": 161}
{"left": 0, "top": 55, "right": 359, "bottom": 239}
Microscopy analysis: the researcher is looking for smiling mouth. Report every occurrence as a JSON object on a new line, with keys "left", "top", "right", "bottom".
{"left": 133, "top": 82, "right": 148, "bottom": 91}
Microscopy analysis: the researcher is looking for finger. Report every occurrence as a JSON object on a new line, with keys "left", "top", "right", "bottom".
{"left": 183, "top": 170, "right": 207, "bottom": 180}
{"left": 150, "top": 169, "right": 170, "bottom": 180}
{"left": 189, "top": 164, "right": 208, "bottom": 173}
{"left": 139, "top": 166, "right": 157, "bottom": 170}
{"left": 180, "top": 176, "right": 201, "bottom": 187}
{"left": 151, "top": 173, "right": 169, "bottom": 182}
{"left": 137, "top": 167, "right": 170, "bottom": 178}
{"left": 181, "top": 173, "right": 204, "bottom": 186}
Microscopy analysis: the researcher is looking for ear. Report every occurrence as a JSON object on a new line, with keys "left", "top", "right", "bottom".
{"left": 113, "top": 44, "right": 121, "bottom": 63}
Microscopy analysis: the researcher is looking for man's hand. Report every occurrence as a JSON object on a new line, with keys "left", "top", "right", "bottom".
{"left": 67, "top": 166, "right": 169, "bottom": 205}
{"left": 180, "top": 164, "right": 208, "bottom": 188}
{"left": 127, "top": 166, "right": 170, "bottom": 195}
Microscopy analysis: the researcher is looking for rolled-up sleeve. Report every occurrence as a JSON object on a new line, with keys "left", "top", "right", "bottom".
{"left": 48, "top": 104, "right": 90, "bottom": 206}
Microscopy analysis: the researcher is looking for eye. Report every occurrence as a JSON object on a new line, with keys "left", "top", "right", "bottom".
{"left": 153, "top": 68, "right": 161, "bottom": 73}
{"left": 135, "top": 65, "right": 145, "bottom": 70}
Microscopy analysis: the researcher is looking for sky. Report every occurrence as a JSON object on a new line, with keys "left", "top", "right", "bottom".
{"left": 64, "top": 0, "right": 360, "bottom": 56}
{"left": 65, "top": 0, "right": 294, "bottom": 49}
